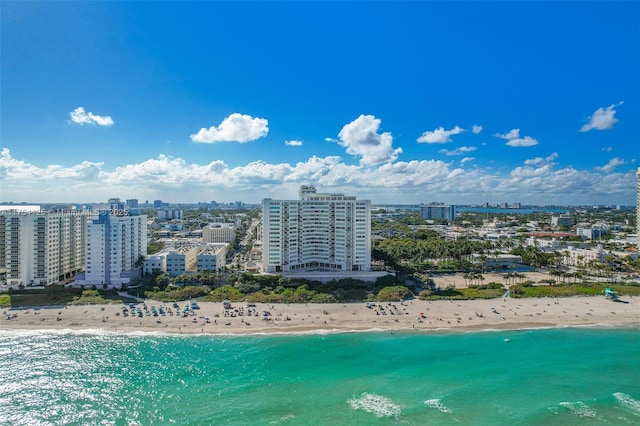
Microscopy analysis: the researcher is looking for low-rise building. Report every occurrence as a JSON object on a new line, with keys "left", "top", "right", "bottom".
{"left": 196, "top": 244, "right": 226, "bottom": 272}
{"left": 551, "top": 215, "right": 573, "bottom": 227}
{"left": 203, "top": 223, "right": 236, "bottom": 243}
{"left": 144, "top": 242, "right": 227, "bottom": 276}
{"left": 561, "top": 245, "right": 605, "bottom": 267}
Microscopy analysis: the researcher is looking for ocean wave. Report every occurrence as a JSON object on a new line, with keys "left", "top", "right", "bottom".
{"left": 199, "top": 328, "right": 388, "bottom": 337}
{"left": 0, "top": 328, "right": 175, "bottom": 338}
{"left": 347, "top": 392, "right": 401, "bottom": 418}
{"left": 559, "top": 401, "right": 597, "bottom": 418}
{"left": 424, "top": 398, "right": 452, "bottom": 414}
{"left": 613, "top": 392, "right": 640, "bottom": 416}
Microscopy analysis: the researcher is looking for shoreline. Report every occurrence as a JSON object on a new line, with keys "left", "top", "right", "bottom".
{"left": 2, "top": 295, "right": 637, "bottom": 336}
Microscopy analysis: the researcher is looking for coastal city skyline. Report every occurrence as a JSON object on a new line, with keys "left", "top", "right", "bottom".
{"left": 2, "top": 2, "right": 639, "bottom": 205}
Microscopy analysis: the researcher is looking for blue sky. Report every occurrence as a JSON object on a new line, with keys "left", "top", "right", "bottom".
{"left": 1, "top": 1, "right": 638, "bottom": 205}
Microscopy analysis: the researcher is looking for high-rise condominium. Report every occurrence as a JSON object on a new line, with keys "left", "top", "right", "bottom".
{"left": 79, "top": 211, "right": 147, "bottom": 288}
{"left": 262, "top": 186, "right": 371, "bottom": 273}
{"left": 0, "top": 211, "right": 85, "bottom": 287}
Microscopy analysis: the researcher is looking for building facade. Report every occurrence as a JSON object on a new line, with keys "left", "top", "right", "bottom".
{"left": 262, "top": 186, "right": 371, "bottom": 273}
{"left": 561, "top": 245, "right": 605, "bottom": 267}
{"left": 420, "top": 203, "right": 456, "bottom": 221}
{"left": 551, "top": 215, "right": 573, "bottom": 227}
{"left": 0, "top": 210, "right": 86, "bottom": 287}
{"left": 157, "top": 208, "right": 183, "bottom": 220}
{"left": 202, "top": 223, "right": 236, "bottom": 243}
{"left": 77, "top": 212, "right": 146, "bottom": 288}
{"left": 143, "top": 243, "right": 227, "bottom": 277}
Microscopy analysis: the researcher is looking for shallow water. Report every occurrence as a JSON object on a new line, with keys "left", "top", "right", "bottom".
{"left": 0, "top": 327, "right": 638, "bottom": 425}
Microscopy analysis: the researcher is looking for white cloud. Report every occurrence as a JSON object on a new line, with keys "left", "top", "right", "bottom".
{"left": 524, "top": 152, "right": 558, "bottom": 166}
{"left": 417, "top": 125, "right": 465, "bottom": 143}
{"left": 285, "top": 140, "right": 303, "bottom": 147}
{"left": 325, "top": 137, "right": 337, "bottom": 142}
{"left": 336, "top": 114, "right": 403, "bottom": 165}
{"left": 1, "top": 148, "right": 636, "bottom": 205}
{"left": 494, "top": 128, "right": 539, "bottom": 147}
{"left": 602, "top": 146, "right": 613, "bottom": 152}
{"left": 439, "top": 146, "right": 477, "bottom": 156}
{"left": 190, "top": 113, "right": 269, "bottom": 143}
{"left": 580, "top": 102, "right": 623, "bottom": 132}
{"left": 69, "top": 107, "right": 114, "bottom": 126}
{"left": 494, "top": 128, "right": 519, "bottom": 140}
{"left": 472, "top": 125, "right": 483, "bottom": 134}
{"left": 594, "top": 157, "right": 626, "bottom": 173}
{"left": 506, "top": 137, "right": 538, "bottom": 147}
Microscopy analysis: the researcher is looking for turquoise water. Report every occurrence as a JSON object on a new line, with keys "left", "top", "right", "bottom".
{"left": 0, "top": 328, "right": 638, "bottom": 425}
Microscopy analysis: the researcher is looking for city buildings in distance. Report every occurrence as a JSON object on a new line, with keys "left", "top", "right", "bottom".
{"left": 420, "top": 202, "right": 456, "bottom": 221}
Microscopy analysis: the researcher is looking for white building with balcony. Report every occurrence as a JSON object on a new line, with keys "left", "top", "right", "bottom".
{"left": 144, "top": 243, "right": 227, "bottom": 277}
{"left": 561, "top": 245, "right": 605, "bottom": 267}
{"left": 0, "top": 210, "right": 86, "bottom": 287}
{"left": 262, "top": 186, "right": 371, "bottom": 274}
{"left": 76, "top": 211, "right": 147, "bottom": 288}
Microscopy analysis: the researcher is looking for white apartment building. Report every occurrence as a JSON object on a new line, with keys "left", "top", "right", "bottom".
{"left": 551, "top": 215, "right": 573, "bottom": 227}
{"left": 165, "top": 245, "right": 199, "bottom": 277}
{"left": 561, "top": 245, "right": 605, "bottom": 267}
{"left": 203, "top": 223, "right": 236, "bottom": 243}
{"left": 262, "top": 185, "right": 371, "bottom": 273}
{"left": 144, "top": 243, "right": 226, "bottom": 277}
{"left": 0, "top": 210, "right": 86, "bottom": 287}
{"left": 196, "top": 244, "right": 226, "bottom": 272}
{"left": 76, "top": 212, "right": 147, "bottom": 288}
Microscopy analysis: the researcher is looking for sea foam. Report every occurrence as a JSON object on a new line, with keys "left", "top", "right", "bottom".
{"left": 347, "top": 392, "right": 401, "bottom": 417}
{"left": 559, "top": 401, "right": 597, "bottom": 418}
{"left": 424, "top": 398, "right": 452, "bottom": 414}
{"left": 613, "top": 392, "right": 640, "bottom": 416}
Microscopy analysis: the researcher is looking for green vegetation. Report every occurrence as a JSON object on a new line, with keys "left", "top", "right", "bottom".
{"left": 140, "top": 285, "right": 210, "bottom": 302}
{"left": 0, "top": 294, "right": 10, "bottom": 307}
{"left": 419, "top": 282, "right": 507, "bottom": 300}
{"left": 508, "top": 282, "right": 640, "bottom": 298}
{"left": 4, "top": 285, "right": 135, "bottom": 307}
{"left": 147, "top": 240, "right": 165, "bottom": 255}
{"left": 376, "top": 286, "right": 412, "bottom": 301}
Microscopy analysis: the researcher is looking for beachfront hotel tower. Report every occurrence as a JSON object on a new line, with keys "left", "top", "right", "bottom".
{"left": 637, "top": 168, "right": 640, "bottom": 248}
{"left": 75, "top": 211, "right": 146, "bottom": 288}
{"left": 261, "top": 186, "right": 371, "bottom": 273}
{"left": 0, "top": 209, "right": 86, "bottom": 287}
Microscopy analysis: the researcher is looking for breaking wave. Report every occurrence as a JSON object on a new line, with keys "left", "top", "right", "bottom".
{"left": 347, "top": 393, "right": 401, "bottom": 418}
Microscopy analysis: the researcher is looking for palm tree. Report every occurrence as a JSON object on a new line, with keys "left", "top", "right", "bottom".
{"left": 503, "top": 273, "right": 512, "bottom": 287}
{"left": 463, "top": 273, "right": 470, "bottom": 287}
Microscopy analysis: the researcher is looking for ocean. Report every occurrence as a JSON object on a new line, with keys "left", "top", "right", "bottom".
{"left": 0, "top": 328, "right": 638, "bottom": 425}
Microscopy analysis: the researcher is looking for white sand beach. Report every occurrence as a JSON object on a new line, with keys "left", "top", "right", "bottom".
{"left": 2, "top": 294, "right": 637, "bottom": 335}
